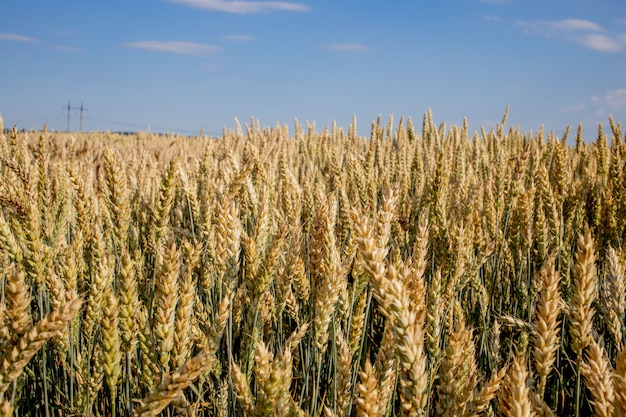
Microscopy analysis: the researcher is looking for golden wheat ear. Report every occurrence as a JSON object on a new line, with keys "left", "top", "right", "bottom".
{"left": 613, "top": 346, "right": 626, "bottom": 415}
{"left": 570, "top": 228, "right": 598, "bottom": 361}
{"left": 581, "top": 337, "right": 615, "bottom": 417}
{"left": 4, "top": 266, "right": 32, "bottom": 347}
{"left": 132, "top": 349, "right": 210, "bottom": 417}
{"left": 532, "top": 253, "right": 561, "bottom": 396}
{"left": 497, "top": 351, "right": 534, "bottom": 417}
{"left": 355, "top": 358, "right": 380, "bottom": 417}
{"left": 0, "top": 399, "right": 13, "bottom": 417}
{"left": 134, "top": 296, "right": 229, "bottom": 417}
{"left": 0, "top": 296, "right": 83, "bottom": 397}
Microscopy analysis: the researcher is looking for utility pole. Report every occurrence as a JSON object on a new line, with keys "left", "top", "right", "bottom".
{"left": 66, "top": 101, "right": 87, "bottom": 132}
{"left": 80, "top": 102, "right": 85, "bottom": 132}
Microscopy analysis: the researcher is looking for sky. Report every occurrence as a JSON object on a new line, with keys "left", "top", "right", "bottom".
{"left": 1, "top": 0, "right": 626, "bottom": 138}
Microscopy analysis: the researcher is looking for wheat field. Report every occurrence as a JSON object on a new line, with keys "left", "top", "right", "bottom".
{"left": 0, "top": 110, "right": 625, "bottom": 416}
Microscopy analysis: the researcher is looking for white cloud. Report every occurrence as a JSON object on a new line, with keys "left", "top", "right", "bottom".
{"left": 579, "top": 33, "right": 621, "bottom": 52}
{"left": 589, "top": 89, "right": 626, "bottom": 118}
{"left": 0, "top": 33, "right": 38, "bottom": 42}
{"left": 605, "top": 88, "right": 626, "bottom": 109}
{"left": 550, "top": 19, "right": 604, "bottom": 31}
{"left": 517, "top": 19, "right": 603, "bottom": 36}
{"left": 516, "top": 18, "right": 624, "bottom": 52}
{"left": 222, "top": 34, "right": 258, "bottom": 42}
{"left": 323, "top": 42, "right": 369, "bottom": 53}
{"left": 123, "top": 41, "right": 222, "bottom": 56}
{"left": 169, "top": 0, "right": 310, "bottom": 14}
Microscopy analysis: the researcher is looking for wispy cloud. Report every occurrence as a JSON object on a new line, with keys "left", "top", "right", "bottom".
{"left": 591, "top": 88, "right": 626, "bottom": 117}
{"left": 169, "top": 0, "right": 310, "bottom": 14}
{"left": 578, "top": 33, "right": 621, "bottom": 52}
{"left": 123, "top": 41, "right": 222, "bottom": 56}
{"left": 222, "top": 34, "right": 258, "bottom": 42}
{"left": 605, "top": 88, "right": 626, "bottom": 108}
{"left": 552, "top": 19, "right": 603, "bottom": 31}
{"left": 0, "top": 33, "right": 38, "bottom": 43}
{"left": 516, "top": 18, "right": 624, "bottom": 52}
{"left": 517, "top": 18, "right": 602, "bottom": 35}
{"left": 323, "top": 42, "right": 369, "bottom": 53}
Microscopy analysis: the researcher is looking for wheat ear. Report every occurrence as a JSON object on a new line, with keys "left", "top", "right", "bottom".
{"left": 602, "top": 247, "right": 625, "bottom": 347}
{"left": 436, "top": 301, "right": 477, "bottom": 417}
{"left": 613, "top": 346, "right": 626, "bottom": 416}
{"left": 101, "top": 291, "right": 122, "bottom": 405}
{"left": 532, "top": 254, "right": 561, "bottom": 395}
{"left": 0, "top": 296, "right": 83, "bottom": 396}
{"left": 570, "top": 229, "right": 597, "bottom": 360}
{"left": 154, "top": 241, "right": 181, "bottom": 373}
{"left": 134, "top": 297, "right": 229, "bottom": 416}
{"left": 581, "top": 337, "right": 614, "bottom": 417}
{"left": 498, "top": 351, "right": 535, "bottom": 417}
{"left": 5, "top": 266, "right": 32, "bottom": 345}
{"left": 132, "top": 349, "right": 210, "bottom": 417}
{"left": 0, "top": 399, "right": 12, "bottom": 417}
{"left": 355, "top": 358, "right": 380, "bottom": 417}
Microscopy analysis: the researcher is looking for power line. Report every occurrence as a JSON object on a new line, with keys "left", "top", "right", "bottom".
{"left": 62, "top": 102, "right": 222, "bottom": 136}
{"left": 87, "top": 116, "right": 149, "bottom": 130}
{"left": 65, "top": 101, "right": 87, "bottom": 132}
{"left": 87, "top": 116, "right": 220, "bottom": 136}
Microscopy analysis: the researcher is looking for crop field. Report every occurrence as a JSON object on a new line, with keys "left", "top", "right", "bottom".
{"left": 0, "top": 110, "right": 625, "bottom": 416}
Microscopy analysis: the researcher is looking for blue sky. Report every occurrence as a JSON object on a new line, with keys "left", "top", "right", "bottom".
{"left": 1, "top": 0, "right": 625, "bottom": 137}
